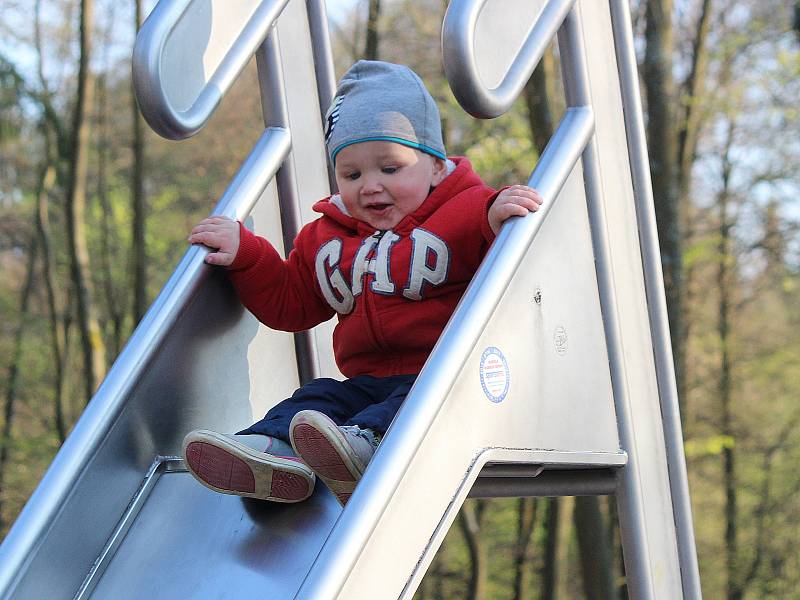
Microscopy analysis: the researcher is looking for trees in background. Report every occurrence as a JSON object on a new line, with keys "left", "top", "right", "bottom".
{"left": 0, "top": 0, "right": 798, "bottom": 598}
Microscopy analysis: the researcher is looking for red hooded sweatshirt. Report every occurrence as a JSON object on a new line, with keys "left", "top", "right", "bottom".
{"left": 227, "top": 157, "right": 499, "bottom": 378}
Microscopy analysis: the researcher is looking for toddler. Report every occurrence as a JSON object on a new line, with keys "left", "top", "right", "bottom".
{"left": 182, "top": 60, "right": 542, "bottom": 505}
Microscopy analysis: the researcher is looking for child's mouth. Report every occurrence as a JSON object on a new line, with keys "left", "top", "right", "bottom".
{"left": 367, "top": 203, "right": 391, "bottom": 213}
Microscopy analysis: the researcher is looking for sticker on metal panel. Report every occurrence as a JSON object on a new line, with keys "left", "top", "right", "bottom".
{"left": 479, "top": 346, "right": 509, "bottom": 403}
{"left": 554, "top": 325, "right": 568, "bottom": 356}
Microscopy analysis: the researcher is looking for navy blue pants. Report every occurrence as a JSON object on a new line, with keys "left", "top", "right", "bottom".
{"left": 238, "top": 374, "right": 417, "bottom": 443}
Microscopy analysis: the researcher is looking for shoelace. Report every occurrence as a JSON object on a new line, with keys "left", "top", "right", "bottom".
{"left": 340, "top": 425, "right": 379, "bottom": 449}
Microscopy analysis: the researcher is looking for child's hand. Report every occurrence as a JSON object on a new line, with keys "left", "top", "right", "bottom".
{"left": 488, "top": 185, "right": 543, "bottom": 235}
{"left": 188, "top": 216, "right": 241, "bottom": 266}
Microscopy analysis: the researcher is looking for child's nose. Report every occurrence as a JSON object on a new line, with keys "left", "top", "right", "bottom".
{"left": 361, "top": 174, "right": 383, "bottom": 194}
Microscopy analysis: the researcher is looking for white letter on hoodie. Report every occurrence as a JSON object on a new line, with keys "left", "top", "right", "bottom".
{"left": 403, "top": 228, "right": 450, "bottom": 300}
{"left": 315, "top": 238, "right": 354, "bottom": 314}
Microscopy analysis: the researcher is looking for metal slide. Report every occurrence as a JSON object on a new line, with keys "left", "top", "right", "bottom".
{"left": 0, "top": 1, "right": 701, "bottom": 599}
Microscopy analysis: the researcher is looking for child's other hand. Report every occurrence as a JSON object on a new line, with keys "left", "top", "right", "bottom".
{"left": 488, "top": 185, "right": 543, "bottom": 235}
{"left": 188, "top": 216, "right": 240, "bottom": 266}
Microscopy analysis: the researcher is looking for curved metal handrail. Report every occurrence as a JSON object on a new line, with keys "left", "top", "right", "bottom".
{"left": 0, "top": 127, "right": 291, "bottom": 596}
{"left": 133, "top": 0, "right": 290, "bottom": 139}
{"left": 442, "top": 0, "right": 575, "bottom": 118}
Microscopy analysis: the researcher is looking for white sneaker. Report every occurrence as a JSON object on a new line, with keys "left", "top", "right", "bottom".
{"left": 289, "top": 411, "right": 379, "bottom": 505}
{"left": 182, "top": 429, "right": 315, "bottom": 503}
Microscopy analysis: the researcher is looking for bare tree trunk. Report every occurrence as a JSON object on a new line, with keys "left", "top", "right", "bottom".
{"left": 676, "top": 0, "right": 713, "bottom": 412}
{"left": 38, "top": 195, "right": 68, "bottom": 443}
{"left": 511, "top": 498, "right": 537, "bottom": 600}
{"left": 34, "top": 148, "right": 68, "bottom": 442}
{"left": 676, "top": 0, "right": 712, "bottom": 198}
{"left": 738, "top": 418, "right": 798, "bottom": 597}
{"left": 716, "top": 121, "right": 739, "bottom": 600}
{"left": 458, "top": 500, "right": 487, "bottom": 600}
{"left": 0, "top": 237, "right": 38, "bottom": 530}
{"left": 132, "top": 0, "right": 147, "bottom": 324}
{"left": 34, "top": 0, "right": 69, "bottom": 162}
{"left": 575, "top": 496, "right": 615, "bottom": 599}
{"left": 95, "top": 73, "right": 125, "bottom": 357}
{"left": 758, "top": 201, "right": 786, "bottom": 277}
{"left": 557, "top": 497, "right": 576, "bottom": 595}
{"left": 65, "top": 0, "right": 106, "bottom": 403}
{"left": 539, "top": 498, "right": 560, "bottom": 600}
{"left": 608, "top": 498, "right": 628, "bottom": 600}
{"left": 91, "top": 2, "right": 125, "bottom": 357}
{"left": 794, "top": 1, "right": 800, "bottom": 41}
{"left": 644, "top": 0, "right": 684, "bottom": 406}
{"left": 364, "top": 0, "right": 382, "bottom": 60}
{"left": 33, "top": 0, "right": 69, "bottom": 441}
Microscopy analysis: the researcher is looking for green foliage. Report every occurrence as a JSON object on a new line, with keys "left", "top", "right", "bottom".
{"left": 685, "top": 435, "right": 736, "bottom": 458}
{"left": 0, "top": 54, "right": 25, "bottom": 143}
{"left": 466, "top": 114, "right": 538, "bottom": 189}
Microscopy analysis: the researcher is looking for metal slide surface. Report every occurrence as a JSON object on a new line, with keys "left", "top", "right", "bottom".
{"left": 84, "top": 459, "right": 343, "bottom": 599}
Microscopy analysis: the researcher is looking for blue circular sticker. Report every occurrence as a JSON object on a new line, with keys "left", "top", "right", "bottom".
{"left": 479, "top": 346, "right": 510, "bottom": 403}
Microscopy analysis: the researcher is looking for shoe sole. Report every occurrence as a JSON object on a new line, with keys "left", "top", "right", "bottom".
{"left": 182, "top": 430, "right": 314, "bottom": 503}
{"left": 289, "top": 414, "right": 366, "bottom": 506}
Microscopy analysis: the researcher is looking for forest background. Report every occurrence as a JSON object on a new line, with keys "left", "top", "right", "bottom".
{"left": 0, "top": 0, "right": 798, "bottom": 598}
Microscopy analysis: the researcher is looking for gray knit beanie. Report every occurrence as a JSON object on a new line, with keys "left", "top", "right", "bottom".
{"left": 324, "top": 60, "right": 446, "bottom": 164}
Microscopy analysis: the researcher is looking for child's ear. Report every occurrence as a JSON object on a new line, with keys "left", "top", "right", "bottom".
{"left": 431, "top": 157, "right": 448, "bottom": 186}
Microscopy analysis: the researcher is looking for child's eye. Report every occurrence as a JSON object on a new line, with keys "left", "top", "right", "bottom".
{"left": 382, "top": 166, "right": 398, "bottom": 174}
{"left": 345, "top": 171, "right": 361, "bottom": 181}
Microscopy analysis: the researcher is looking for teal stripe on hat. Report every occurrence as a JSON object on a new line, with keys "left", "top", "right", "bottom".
{"left": 331, "top": 137, "right": 447, "bottom": 164}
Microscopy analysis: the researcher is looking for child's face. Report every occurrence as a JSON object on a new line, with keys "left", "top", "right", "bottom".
{"left": 334, "top": 141, "right": 447, "bottom": 230}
